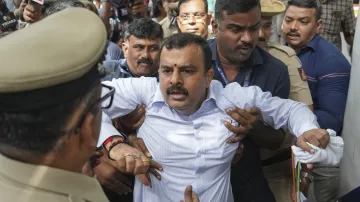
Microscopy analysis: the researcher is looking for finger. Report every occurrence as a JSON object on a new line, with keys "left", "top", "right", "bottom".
{"left": 134, "top": 157, "right": 147, "bottom": 175}
{"left": 115, "top": 155, "right": 127, "bottom": 172}
{"left": 234, "top": 107, "right": 254, "bottom": 121}
{"left": 306, "top": 163, "right": 313, "bottom": 170}
{"left": 125, "top": 155, "right": 135, "bottom": 173}
{"left": 150, "top": 159, "right": 163, "bottom": 171}
{"left": 296, "top": 139, "right": 315, "bottom": 153}
{"left": 137, "top": 174, "right": 151, "bottom": 186}
{"left": 245, "top": 107, "right": 261, "bottom": 115}
{"left": 224, "top": 121, "right": 247, "bottom": 134}
{"left": 110, "top": 178, "right": 132, "bottom": 193}
{"left": 137, "top": 138, "right": 152, "bottom": 158}
{"left": 90, "top": 158, "right": 101, "bottom": 168}
{"left": 184, "top": 185, "right": 193, "bottom": 202}
{"left": 192, "top": 191, "right": 200, "bottom": 202}
{"left": 149, "top": 168, "right": 161, "bottom": 180}
{"left": 132, "top": 115, "right": 145, "bottom": 129}
{"left": 114, "top": 172, "right": 133, "bottom": 186}
{"left": 225, "top": 109, "right": 248, "bottom": 126}
{"left": 317, "top": 130, "right": 330, "bottom": 149}
{"left": 305, "top": 135, "right": 322, "bottom": 148}
{"left": 227, "top": 132, "right": 247, "bottom": 143}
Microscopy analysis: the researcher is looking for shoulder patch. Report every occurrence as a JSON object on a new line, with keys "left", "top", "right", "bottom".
{"left": 268, "top": 43, "right": 297, "bottom": 57}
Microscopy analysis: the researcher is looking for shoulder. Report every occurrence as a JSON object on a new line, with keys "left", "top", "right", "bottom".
{"left": 269, "top": 43, "right": 297, "bottom": 57}
{"left": 317, "top": 39, "right": 351, "bottom": 73}
{"left": 257, "top": 47, "right": 288, "bottom": 73}
{"left": 103, "top": 60, "right": 122, "bottom": 70}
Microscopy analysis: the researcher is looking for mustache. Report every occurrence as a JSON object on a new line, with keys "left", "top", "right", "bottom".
{"left": 166, "top": 85, "right": 189, "bottom": 96}
{"left": 287, "top": 31, "right": 300, "bottom": 37}
{"left": 235, "top": 43, "right": 253, "bottom": 50}
{"left": 258, "top": 37, "right": 266, "bottom": 42}
{"left": 137, "top": 57, "right": 153, "bottom": 65}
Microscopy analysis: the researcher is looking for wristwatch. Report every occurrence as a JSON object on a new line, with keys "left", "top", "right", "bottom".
{"left": 301, "top": 171, "right": 314, "bottom": 182}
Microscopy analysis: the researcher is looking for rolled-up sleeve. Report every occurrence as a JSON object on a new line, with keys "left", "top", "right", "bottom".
{"left": 225, "top": 83, "right": 319, "bottom": 138}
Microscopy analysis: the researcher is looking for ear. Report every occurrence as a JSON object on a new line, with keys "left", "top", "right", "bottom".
{"left": 206, "top": 68, "right": 214, "bottom": 88}
{"left": 211, "top": 19, "right": 219, "bottom": 37}
{"left": 78, "top": 112, "right": 97, "bottom": 152}
{"left": 315, "top": 19, "right": 322, "bottom": 33}
{"left": 177, "top": 16, "right": 181, "bottom": 29}
{"left": 206, "top": 13, "right": 212, "bottom": 26}
{"left": 122, "top": 40, "right": 129, "bottom": 58}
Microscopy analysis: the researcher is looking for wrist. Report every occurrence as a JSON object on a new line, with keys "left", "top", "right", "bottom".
{"left": 104, "top": 135, "right": 125, "bottom": 151}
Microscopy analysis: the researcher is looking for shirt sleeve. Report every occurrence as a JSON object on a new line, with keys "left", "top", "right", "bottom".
{"left": 97, "top": 77, "right": 158, "bottom": 147}
{"left": 341, "top": 0, "right": 356, "bottom": 34}
{"left": 225, "top": 83, "right": 319, "bottom": 138}
{"left": 287, "top": 55, "right": 313, "bottom": 105}
{"left": 313, "top": 55, "right": 350, "bottom": 134}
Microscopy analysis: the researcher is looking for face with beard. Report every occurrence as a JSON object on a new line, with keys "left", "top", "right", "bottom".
{"left": 123, "top": 35, "right": 162, "bottom": 77}
{"left": 257, "top": 16, "right": 273, "bottom": 49}
{"left": 212, "top": 6, "right": 261, "bottom": 63}
{"left": 283, "top": 5, "right": 322, "bottom": 51}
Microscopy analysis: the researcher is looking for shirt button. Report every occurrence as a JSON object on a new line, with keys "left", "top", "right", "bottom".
{"left": 197, "top": 175, "right": 201, "bottom": 179}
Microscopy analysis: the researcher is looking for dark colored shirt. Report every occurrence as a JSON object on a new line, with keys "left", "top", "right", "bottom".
{"left": 208, "top": 38, "right": 290, "bottom": 185}
{"left": 287, "top": 34, "right": 350, "bottom": 135}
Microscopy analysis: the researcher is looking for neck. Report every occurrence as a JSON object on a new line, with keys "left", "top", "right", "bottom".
{"left": 216, "top": 44, "right": 243, "bottom": 71}
{"left": 0, "top": 144, "right": 84, "bottom": 173}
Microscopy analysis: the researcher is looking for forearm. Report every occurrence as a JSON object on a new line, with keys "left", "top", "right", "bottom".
{"left": 344, "top": 34, "right": 354, "bottom": 46}
{"left": 247, "top": 121, "right": 285, "bottom": 150}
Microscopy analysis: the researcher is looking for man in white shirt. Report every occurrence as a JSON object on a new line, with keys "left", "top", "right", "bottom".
{"left": 99, "top": 33, "right": 330, "bottom": 202}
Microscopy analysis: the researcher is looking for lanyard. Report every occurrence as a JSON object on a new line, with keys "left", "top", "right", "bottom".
{"left": 215, "top": 59, "right": 252, "bottom": 87}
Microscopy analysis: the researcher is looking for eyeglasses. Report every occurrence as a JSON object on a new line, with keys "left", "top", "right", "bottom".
{"left": 179, "top": 12, "right": 206, "bottom": 20}
{"left": 99, "top": 84, "right": 115, "bottom": 109}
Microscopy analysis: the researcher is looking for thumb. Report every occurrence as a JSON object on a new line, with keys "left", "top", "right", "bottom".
{"left": 184, "top": 185, "right": 193, "bottom": 202}
{"left": 296, "top": 139, "right": 315, "bottom": 153}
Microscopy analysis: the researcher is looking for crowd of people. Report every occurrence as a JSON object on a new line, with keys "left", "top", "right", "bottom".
{"left": 0, "top": 0, "right": 356, "bottom": 202}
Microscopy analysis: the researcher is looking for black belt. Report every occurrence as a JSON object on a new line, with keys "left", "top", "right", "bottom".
{"left": 261, "top": 148, "right": 292, "bottom": 167}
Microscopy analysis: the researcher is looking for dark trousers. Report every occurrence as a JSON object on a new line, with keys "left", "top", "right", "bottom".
{"left": 231, "top": 170, "right": 276, "bottom": 202}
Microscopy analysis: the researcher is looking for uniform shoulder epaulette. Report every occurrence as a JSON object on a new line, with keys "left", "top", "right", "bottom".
{"left": 268, "top": 43, "right": 296, "bottom": 57}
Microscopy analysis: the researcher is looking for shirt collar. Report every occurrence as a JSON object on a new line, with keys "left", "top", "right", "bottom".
{"left": 0, "top": 153, "right": 109, "bottom": 202}
{"left": 284, "top": 34, "right": 320, "bottom": 52}
{"left": 209, "top": 39, "right": 263, "bottom": 67}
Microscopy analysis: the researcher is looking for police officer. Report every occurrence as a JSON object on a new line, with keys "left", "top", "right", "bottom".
{"left": 0, "top": 8, "right": 109, "bottom": 202}
{"left": 258, "top": 0, "right": 313, "bottom": 201}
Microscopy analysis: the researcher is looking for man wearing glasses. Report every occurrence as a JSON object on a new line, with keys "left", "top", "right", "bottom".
{"left": 100, "top": 32, "right": 331, "bottom": 202}
{"left": 176, "top": 0, "right": 213, "bottom": 40}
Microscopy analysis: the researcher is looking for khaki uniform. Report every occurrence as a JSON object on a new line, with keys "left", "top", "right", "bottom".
{"left": 268, "top": 43, "right": 313, "bottom": 105}
{"left": 262, "top": 43, "right": 313, "bottom": 202}
{"left": 159, "top": 17, "right": 178, "bottom": 38}
{"left": 0, "top": 153, "right": 109, "bottom": 202}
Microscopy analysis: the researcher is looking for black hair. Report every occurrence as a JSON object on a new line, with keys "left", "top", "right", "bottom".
{"left": 287, "top": 0, "right": 322, "bottom": 21}
{"left": 152, "top": 0, "right": 163, "bottom": 18}
{"left": 214, "top": 0, "right": 260, "bottom": 24}
{"left": 43, "top": 0, "right": 85, "bottom": 17}
{"left": 0, "top": 82, "right": 100, "bottom": 154}
{"left": 178, "top": 0, "right": 208, "bottom": 14}
{"left": 159, "top": 33, "right": 212, "bottom": 72}
{"left": 124, "top": 18, "right": 164, "bottom": 40}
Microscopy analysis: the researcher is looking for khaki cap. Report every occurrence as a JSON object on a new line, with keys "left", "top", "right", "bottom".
{"left": 261, "top": 0, "right": 286, "bottom": 16}
{"left": 0, "top": 8, "right": 107, "bottom": 111}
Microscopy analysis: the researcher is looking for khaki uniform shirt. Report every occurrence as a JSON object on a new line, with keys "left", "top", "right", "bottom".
{"left": 268, "top": 43, "right": 313, "bottom": 106}
{"left": 159, "top": 17, "right": 178, "bottom": 38}
{"left": 0, "top": 153, "right": 109, "bottom": 202}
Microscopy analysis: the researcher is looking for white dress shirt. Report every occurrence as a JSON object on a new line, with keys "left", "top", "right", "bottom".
{"left": 99, "top": 77, "right": 319, "bottom": 202}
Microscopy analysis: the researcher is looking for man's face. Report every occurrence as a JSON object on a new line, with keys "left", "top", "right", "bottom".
{"left": 123, "top": 36, "right": 162, "bottom": 77}
{"left": 212, "top": 7, "right": 261, "bottom": 63}
{"left": 159, "top": 44, "right": 213, "bottom": 115}
{"left": 283, "top": 6, "right": 321, "bottom": 50}
{"left": 177, "top": 0, "right": 210, "bottom": 39}
{"left": 258, "top": 16, "right": 273, "bottom": 49}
